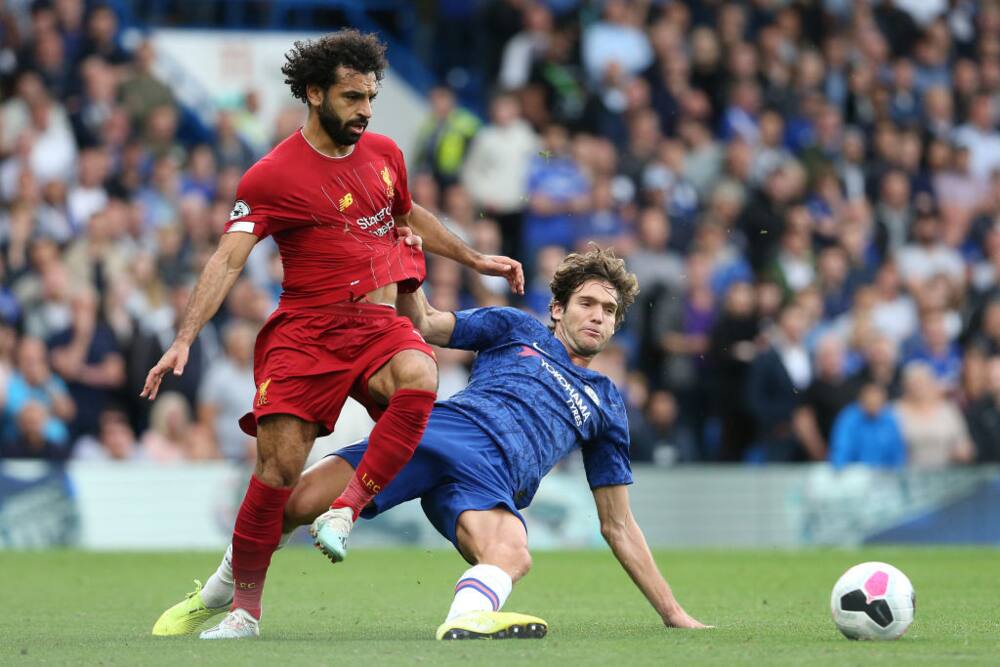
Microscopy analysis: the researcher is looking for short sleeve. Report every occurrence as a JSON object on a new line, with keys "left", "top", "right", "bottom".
{"left": 223, "top": 164, "right": 284, "bottom": 239}
{"left": 449, "top": 307, "right": 532, "bottom": 352}
{"left": 582, "top": 391, "right": 633, "bottom": 489}
{"left": 390, "top": 144, "right": 412, "bottom": 217}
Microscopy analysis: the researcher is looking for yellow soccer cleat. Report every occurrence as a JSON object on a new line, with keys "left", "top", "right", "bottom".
{"left": 152, "top": 580, "right": 230, "bottom": 636}
{"left": 436, "top": 611, "right": 548, "bottom": 640}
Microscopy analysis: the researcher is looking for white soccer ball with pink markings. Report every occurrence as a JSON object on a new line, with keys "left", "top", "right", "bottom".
{"left": 830, "top": 561, "right": 915, "bottom": 640}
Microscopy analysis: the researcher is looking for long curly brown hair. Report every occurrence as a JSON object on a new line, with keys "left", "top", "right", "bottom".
{"left": 548, "top": 246, "right": 640, "bottom": 330}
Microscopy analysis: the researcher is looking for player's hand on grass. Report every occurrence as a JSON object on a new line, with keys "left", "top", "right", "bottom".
{"left": 140, "top": 342, "right": 190, "bottom": 400}
{"left": 474, "top": 254, "right": 525, "bottom": 295}
{"left": 663, "top": 609, "right": 712, "bottom": 629}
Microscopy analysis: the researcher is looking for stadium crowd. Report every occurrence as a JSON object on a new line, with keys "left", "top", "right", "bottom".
{"left": 2, "top": 0, "right": 1000, "bottom": 468}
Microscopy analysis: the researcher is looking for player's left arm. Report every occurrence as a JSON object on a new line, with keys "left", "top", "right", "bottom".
{"left": 592, "top": 484, "right": 709, "bottom": 629}
{"left": 395, "top": 287, "right": 456, "bottom": 347}
{"left": 399, "top": 203, "right": 524, "bottom": 294}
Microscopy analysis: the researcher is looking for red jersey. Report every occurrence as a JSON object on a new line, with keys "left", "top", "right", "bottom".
{"left": 224, "top": 130, "right": 425, "bottom": 308}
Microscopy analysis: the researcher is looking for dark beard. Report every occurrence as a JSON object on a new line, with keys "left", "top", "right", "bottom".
{"left": 317, "top": 96, "right": 367, "bottom": 146}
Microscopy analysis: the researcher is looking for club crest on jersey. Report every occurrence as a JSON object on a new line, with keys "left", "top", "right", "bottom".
{"left": 230, "top": 200, "right": 250, "bottom": 220}
{"left": 338, "top": 192, "right": 354, "bottom": 211}
{"left": 380, "top": 165, "right": 394, "bottom": 198}
{"left": 257, "top": 378, "right": 271, "bottom": 406}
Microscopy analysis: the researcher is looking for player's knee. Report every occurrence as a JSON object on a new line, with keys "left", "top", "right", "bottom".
{"left": 392, "top": 351, "right": 438, "bottom": 394}
{"left": 255, "top": 457, "right": 301, "bottom": 488}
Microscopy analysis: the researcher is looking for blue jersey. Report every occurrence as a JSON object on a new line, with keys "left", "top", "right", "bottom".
{"left": 440, "top": 307, "right": 632, "bottom": 507}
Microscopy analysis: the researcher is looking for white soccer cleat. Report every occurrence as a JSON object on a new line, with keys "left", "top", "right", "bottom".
{"left": 198, "top": 608, "right": 260, "bottom": 639}
{"left": 309, "top": 506, "right": 354, "bottom": 563}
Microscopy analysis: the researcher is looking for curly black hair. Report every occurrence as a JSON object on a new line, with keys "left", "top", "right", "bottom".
{"left": 281, "top": 29, "right": 388, "bottom": 103}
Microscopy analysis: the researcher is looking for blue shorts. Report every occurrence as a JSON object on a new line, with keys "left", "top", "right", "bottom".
{"left": 331, "top": 406, "right": 524, "bottom": 549}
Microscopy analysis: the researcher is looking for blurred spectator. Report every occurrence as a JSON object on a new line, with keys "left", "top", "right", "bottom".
{"left": 460, "top": 93, "right": 539, "bottom": 258}
{"left": 197, "top": 320, "right": 255, "bottom": 462}
{"left": 22, "top": 261, "right": 73, "bottom": 342}
{"left": 80, "top": 4, "right": 131, "bottom": 66}
{"left": 894, "top": 362, "right": 974, "bottom": 467}
{"left": 828, "top": 382, "right": 906, "bottom": 469}
{"left": 497, "top": 2, "right": 552, "bottom": 91}
{"left": 767, "top": 206, "right": 815, "bottom": 297}
{"left": 67, "top": 146, "right": 109, "bottom": 227}
{"left": 902, "top": 309, "right": 962, "bottom": 390}
{"left": 414, "top": 86, "right": 480, "bottom": 188}
{"left": 213, "top": 109, "right": 256, "bottom": 172}
{"left": 73, "top": 407, "right": 143, "bottom": 461}
{"left": 869, "top": 261, "right": 918, "bottom": 345}
{"left": 746, "top": 303, "right": 812, "bottom": 462}
{"left": 653, "top": 252, "right": 715, "bottom": 458}
{"left": 953, "top": 94, "right": 1000, "bottom": 181}
{"left": 48, "top": 285, "right": 125, "bottom": 440}
{"left": 117, "top": 40, "right": 174, "bottom": 129}
{"left": 965, "top": 356, "right": 1000, "bottom": 463}
{"left": 522, "top": 123, "right": 590, "bottom": 258}
{"left": 142, "top": 391, "right": 218, "bottom": 462}
{"left": 629, "top": 389, "right": 678, "bottom": 465}
{"left": 738, "top": 161, "right": 803, "bottom": 273}
{"left": 0, "top": 400, "right": 68, "bottom": 459}
{"left": 627, "top": 207, "right": 683, "bottom": 294}
{"left": 793, "top": 334, "right": 859, "bottom": 462}
{"left": 1, "top": 336, "right": 74, "bottom": 447}
{"left": 524, "top": 244, "right": 565, "bottom": 320}
{"left": 581, "top": 0, "right": 652, "bottom": 86}
{"left": 895, "top": 209, "right": 965, "bottom": 296}
{"left": 708, "top": 281, "right": 759, "bottom": 462}
{"left": 125, "top": 282, "right": 215, "bottom": 434}
{"left": 873, "top": 170, "right": 913, "bottom": 261}
{"left": 850, "top": 334, "right": 904, "bottom": 399}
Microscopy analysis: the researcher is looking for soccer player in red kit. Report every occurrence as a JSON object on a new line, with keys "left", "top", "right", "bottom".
{"left": 142, "top": 30, "right": 523, "bottom": 640}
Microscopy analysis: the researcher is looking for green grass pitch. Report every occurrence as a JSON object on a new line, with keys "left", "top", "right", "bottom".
{"left": 1, "top": 547, "right": 998, "bottom": 665}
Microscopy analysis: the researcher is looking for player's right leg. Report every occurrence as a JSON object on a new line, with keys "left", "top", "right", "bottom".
{"left": 199, "top": 414, "right": 317, "bottom": 639}
{"left": 436, "top": 508, "right": 547, "bottom": 640}
{"left": 152, "top": 455, "right": 355, "bottom": 637}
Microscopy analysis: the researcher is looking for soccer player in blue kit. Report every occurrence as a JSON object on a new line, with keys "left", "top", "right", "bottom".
{"left": 153, "top": 247, "right": 707, "bottom": 639}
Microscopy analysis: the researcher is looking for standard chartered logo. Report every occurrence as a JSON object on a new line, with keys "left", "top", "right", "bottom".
{"left": 356, "top": 205, "right": 395, "bottom": 237}
{"left": 537, "top": 356, "right": 592, "bottom": 427}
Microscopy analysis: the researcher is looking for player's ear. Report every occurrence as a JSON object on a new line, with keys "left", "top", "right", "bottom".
{"left": 306, "top": 84, "right": 325, "bottom": 109}
{"left": 550, "top": 301, "right": 564, "bottom": 324}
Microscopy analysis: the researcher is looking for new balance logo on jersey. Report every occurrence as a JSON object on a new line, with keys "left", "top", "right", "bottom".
{"left": 338, "top": 193, "right": 354, "bottom": 211}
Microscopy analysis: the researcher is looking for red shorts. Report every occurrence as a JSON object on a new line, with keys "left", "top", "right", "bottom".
{"left": 238, "top": 301, "right": 435, "bottom": 437}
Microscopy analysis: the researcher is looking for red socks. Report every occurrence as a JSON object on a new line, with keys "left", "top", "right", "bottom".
{"left": 231, "top": 475, "right": 292, "bottom": 619}
{"left": 332, "top": 388, "right": 436, "bottom": 519}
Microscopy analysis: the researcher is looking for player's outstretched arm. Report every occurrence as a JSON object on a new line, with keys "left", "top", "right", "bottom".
{"left": 140, "top": 231, "right": 259, "bottom": 400}
{"left": 592, "top": 484, "right": 710, "bottom": 629}
{"left": 395, "top": 287, "right": 456, "bottom": 347}
{"left": 402, "top": 203, "right": 524, "bottom": 295}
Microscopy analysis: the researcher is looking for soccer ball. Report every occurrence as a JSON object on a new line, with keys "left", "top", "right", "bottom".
{"left": 830, "top": 561, "right": 914, "bottom": 640}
